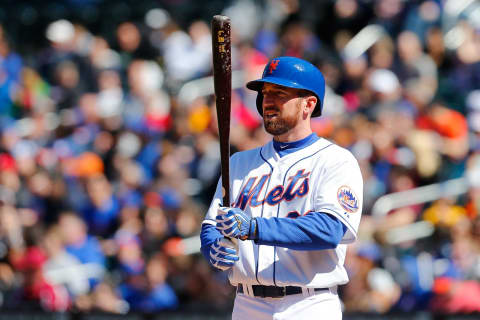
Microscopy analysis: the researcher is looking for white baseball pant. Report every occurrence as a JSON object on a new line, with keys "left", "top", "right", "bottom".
{"left": 232, "top": 287, "right": 342, "bottom": 320}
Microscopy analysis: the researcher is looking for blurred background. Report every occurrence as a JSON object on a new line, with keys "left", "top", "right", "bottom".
{"left": 0, "top": 0, "right": 479, "bottom": 319}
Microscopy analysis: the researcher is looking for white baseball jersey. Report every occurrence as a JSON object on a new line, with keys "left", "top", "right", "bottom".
{"left": 203, "top": 137, "right": 363, "bottom": 288}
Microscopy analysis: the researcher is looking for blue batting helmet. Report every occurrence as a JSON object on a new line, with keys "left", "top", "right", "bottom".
{"left": 246, "top": 56, "right": 325, "bottom": 117}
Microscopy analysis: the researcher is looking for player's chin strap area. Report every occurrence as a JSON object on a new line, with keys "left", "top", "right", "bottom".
{"left": 236, "top": 284, "right": 336, "bottom": 298}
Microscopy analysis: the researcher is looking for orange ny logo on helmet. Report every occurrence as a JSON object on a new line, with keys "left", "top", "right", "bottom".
{"left": 268, "top": 59, "right": 280, "bottom": 74}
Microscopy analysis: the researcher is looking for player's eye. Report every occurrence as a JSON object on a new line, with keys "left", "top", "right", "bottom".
{"left": 262, "top": 89, "right": 289, "bottom": 98}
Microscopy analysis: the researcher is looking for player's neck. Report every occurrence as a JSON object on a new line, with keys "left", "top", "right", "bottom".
{"left": 273, "top": 126, "right": 313, "bottom": 143}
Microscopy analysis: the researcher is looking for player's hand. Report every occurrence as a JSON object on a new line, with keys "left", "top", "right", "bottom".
{"left": 209, "top": 237, "right": 239, "bottom": 271}
{"left": 216, "top": 207, "right": 257, "bottom": 240}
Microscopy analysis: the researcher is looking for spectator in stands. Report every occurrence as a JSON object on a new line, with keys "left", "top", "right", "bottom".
{"left": 58, "top": 212, "right": 106, "bottom": 288}
{"left": 118, "top": 253, "right": 178, "bottom": 312}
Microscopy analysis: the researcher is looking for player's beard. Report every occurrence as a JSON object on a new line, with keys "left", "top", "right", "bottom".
{"left": 263, "top": 103, "right": 301, "bottom": 136}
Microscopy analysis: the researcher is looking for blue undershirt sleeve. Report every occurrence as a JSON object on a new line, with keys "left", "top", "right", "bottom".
{"left": 200, "top": 223, "right": 223, "bottom": 261}
{"left": 254, "top": 212, "right": 347, "bottom": 250}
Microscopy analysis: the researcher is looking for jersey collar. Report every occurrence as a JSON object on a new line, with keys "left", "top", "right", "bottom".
{"left": 261, "top": 136, "right": 331, "bottom": 164}
{"left": 272, "top": 133, "right": 319, "bottom": 157}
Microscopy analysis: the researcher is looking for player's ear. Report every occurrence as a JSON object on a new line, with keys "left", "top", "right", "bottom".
{"left": 304, "top": 95, "right": 317, "bottom": 115}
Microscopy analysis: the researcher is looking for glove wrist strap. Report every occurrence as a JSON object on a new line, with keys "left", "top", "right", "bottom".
{"left": 249, "top": 218, "right": 258, "bottom": 240}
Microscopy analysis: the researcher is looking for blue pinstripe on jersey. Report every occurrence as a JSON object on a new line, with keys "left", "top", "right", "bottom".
{"left": 255, "top": 149, "right": 274, "bottom": 285}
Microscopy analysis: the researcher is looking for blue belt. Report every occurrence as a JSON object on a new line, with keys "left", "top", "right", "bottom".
{"left": 237, "top": 284, "right": 329, "bottom": 298}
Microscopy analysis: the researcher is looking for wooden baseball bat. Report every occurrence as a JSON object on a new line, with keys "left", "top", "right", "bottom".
{"left": 211, "top": 15, "right": 231, "bottom": 207}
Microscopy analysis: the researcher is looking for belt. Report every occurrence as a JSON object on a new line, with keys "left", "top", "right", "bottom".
{"left": 237, "top": 284, "right": 329, "bottom": 298}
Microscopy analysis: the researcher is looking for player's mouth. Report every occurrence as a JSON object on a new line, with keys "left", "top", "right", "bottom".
{"left": 264, "top": 112, "right": 277, "bottom": 117}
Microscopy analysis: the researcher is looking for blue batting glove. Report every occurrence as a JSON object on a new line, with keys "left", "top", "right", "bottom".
{"left": 216, "top": 207, "right": 257, "bottom": 240}
{"left": 209, "top": 237, "right": 239, "bottom": 271}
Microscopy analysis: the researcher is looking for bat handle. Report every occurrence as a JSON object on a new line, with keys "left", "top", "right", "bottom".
{"left": 219, "top": 191, "right": 237, "bottom": 247}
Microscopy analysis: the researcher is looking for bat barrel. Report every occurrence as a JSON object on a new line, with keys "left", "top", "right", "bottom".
{"left": 212, "top": 15, "right": 232, "bottom": 207}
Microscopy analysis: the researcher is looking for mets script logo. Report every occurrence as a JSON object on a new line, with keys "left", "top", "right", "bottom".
{"left": 337, "top": 186, "right": 359, "bottom": 213}
{"left": 233, "top": 169, "right": 310, "bottom": 210}
{"left": 268, "top": 59, "right": 280, "bottom": 74}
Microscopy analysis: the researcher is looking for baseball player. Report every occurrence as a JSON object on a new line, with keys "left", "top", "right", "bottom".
{"left": 200, "top": 56, "right": 363, "bottom": 320}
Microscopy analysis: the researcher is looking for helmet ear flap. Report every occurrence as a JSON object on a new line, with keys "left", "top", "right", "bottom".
{"left": 312, "top": 97, "right": 322, "bottom": 117}
{"left": 256, "top": 93, "right": 264, "bottom": 116}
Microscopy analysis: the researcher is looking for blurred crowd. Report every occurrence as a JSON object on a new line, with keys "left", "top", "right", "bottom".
{"left": 0, "top": 0, "right": 479, "bottom": 315}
